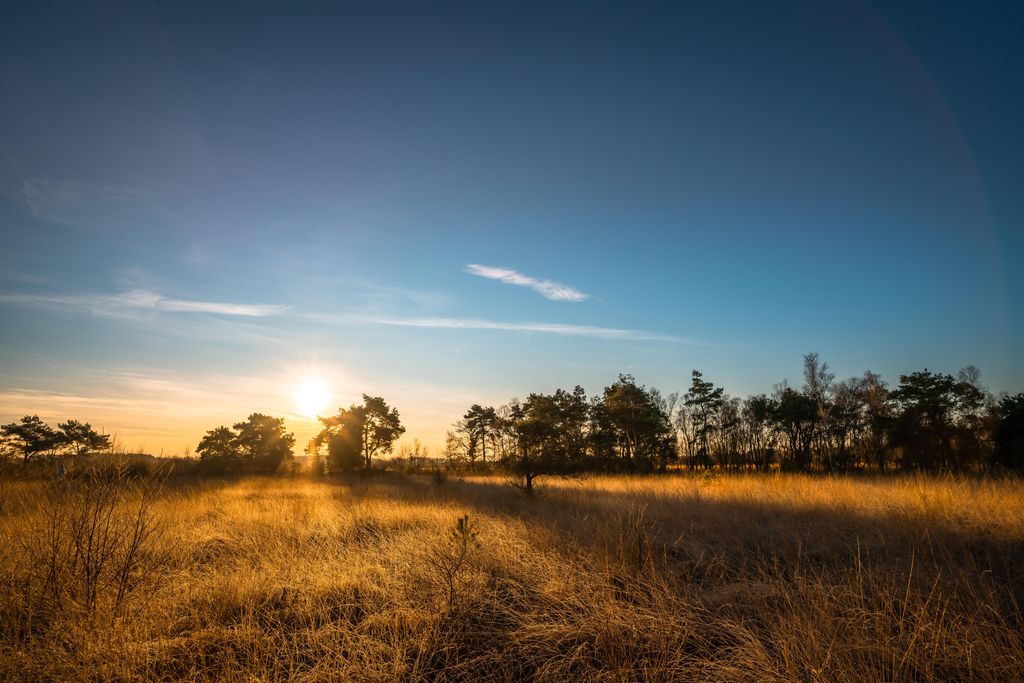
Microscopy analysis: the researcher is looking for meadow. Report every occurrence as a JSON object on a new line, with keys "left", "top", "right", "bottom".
{"left": 1, "top": 471, "right": 1022, "bottom": 682}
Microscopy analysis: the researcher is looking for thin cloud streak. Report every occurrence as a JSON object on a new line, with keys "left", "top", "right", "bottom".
{"left": 111, "top": 290, "right": 287, "bottom": 316}
{"left": 311, "top": 312, "right": 707, "bottom": 344}
{"left": 0, "top": 289, "right": 287, "bottom": 317}
{"left": 368, "top": 316, "right": 669, "bottom": 340}
{"left": 465, "top": 264, "right": 588, "bottom": 301}
{"left": 20, "top": 176, "right": 166, "bottom": 226}
{"left": 1, "top": 289, "right": 714, "bottom": 345}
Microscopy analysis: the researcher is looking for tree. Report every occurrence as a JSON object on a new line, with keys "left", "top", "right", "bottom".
{"left": 197, "top": 426, "right": 241, "bottom": 473}
{"left": 650, "top": 389, "right": 680, "bottom": 471}
{"left": 713, "top": 395, "right": 742, "bottom": 469}
{"left": 317, "top": 405, "right": 365, "bottom": 472}
{"left": 827, "top": 381, "right": 861, "bottom": 471}
{"left": 552, "top": 386, "right": 590, "bottom": 468}
{"left": 954, "top": 365, "right": 991, "bottom": 468}
{"left": 233, "top": 413, "right": 295, "bottom": 473}
{"left": 673, "top": 400, "right": 697, "bottom": 469}
{"left": 359, "top": 395, "right": 405, "bottom": 469}
{"left": 802, "top": 352, "right": 834, "bottom": 408}
{"left": 854, "top": 371, "right": 893, "bottom": 471}
{"left": 326, "top": 413, "right": 365, "bottom": 472}
{"left": 741, "top": 395, "right": 778, "bottom": 471}
{"left": 316, "top": 395, "right": 404, "bottom": 471}
{"left": 802, "top": 352, "right": 835, "bottom": 469}
{"left": 497, "top": 395, "right": 562, "bottom": 494}
{"left": 486, "top": 390, "right": 600, "bottom": 492}
{"left": 58, "top": 420, "right": 111, "bottom": 456}
{"left": 198, "top": 426, "right": 238, "bottom": 460}
{"left": 1, "top": 415, "right": 59, "bottom": 463}
{"left": 993, "top": 393, "right": 1024, "bottom": 470}
{"left": 889, "top": 369, "right": 984, "bottom": 471}
{"left": 683, "top": 371, "right": 724, "bottom": 469}
{"left": 444, "top": 429, "right": 470, "bottom": 466}
{"left": 461, "top": 404, "right": 498, "bottom": 466}
{"left": 600, "top": 375, "right": 675, "bottom": 472}
{"left": 773, "top": 386, "right": 816, "bottom": 470}
{"left": 588, "top": 394, "right": 620, "bottom": 468}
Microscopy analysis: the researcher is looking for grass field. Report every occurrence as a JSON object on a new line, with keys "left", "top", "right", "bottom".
{"left": 1, "top": 471, "right": 1022, "bottom": 681}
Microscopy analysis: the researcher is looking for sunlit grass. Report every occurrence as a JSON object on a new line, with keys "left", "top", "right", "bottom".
{"left": 1, "top": 472, "right": 1021, "bottom": 681}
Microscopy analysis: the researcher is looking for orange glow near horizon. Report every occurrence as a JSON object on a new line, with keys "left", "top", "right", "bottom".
{"left": 0, "top": 367, "right": 469, "bottom": 458}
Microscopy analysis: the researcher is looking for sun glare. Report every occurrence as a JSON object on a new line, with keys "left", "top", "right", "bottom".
{"left": 294, "top": 379, "right": 330, "bottom": 419}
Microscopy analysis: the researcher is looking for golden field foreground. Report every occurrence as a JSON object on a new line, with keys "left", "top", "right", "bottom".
{"left": 1, "top": 472, "right": 1022, "bottom": 682}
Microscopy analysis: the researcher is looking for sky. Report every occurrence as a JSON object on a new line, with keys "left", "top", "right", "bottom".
{"left": 1, "top": 0, "right": 1022, "bottom": 455}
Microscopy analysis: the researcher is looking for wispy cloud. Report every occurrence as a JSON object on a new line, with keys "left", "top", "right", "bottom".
{"left": 465, "top": 264, "right": 588, "bottom": 302}
{"left": 20, "top": 177, "right": 165, "bottom": 226}
{"left": 351, "top": 281, "right": 453, "bottom": 311}
{"left": 378, "top": 317, "right": 674, "bottom": 341}
{"left": 0, "top": 289, "right": 287, "bottom": 318}
{"left": 111, "top": 290, "right": 286, "bottom": 316}
{"left": 310, "top": 312, "right": 697, "bottom": 343}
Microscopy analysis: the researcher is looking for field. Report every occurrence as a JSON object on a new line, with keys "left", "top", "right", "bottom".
{"left": 1, "top": 472, "right": 1022, "bottom": 682}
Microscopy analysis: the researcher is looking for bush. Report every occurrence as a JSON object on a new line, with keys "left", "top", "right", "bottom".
{"left": 18, "top": 471, "right": 165, "bottom": 630}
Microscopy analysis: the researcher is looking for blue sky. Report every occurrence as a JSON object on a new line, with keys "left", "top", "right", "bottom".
{"left": 1, "top": 1, "right": 1021, "bottom": 454}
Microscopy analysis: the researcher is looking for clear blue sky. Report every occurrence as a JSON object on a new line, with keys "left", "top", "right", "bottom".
{"left": 1, "top": 1, "right": 1021, "bottom": 454}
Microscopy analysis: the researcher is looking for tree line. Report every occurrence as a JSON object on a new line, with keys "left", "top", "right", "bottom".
{"left": 446, "top": 353, "right": 1024, "bottom": 488}
{"left": 3, "top": 354, "right": 1022, "bottom": 481}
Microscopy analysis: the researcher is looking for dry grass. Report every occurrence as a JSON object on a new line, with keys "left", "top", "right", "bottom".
{"left": 1, "top": 471, "right": 1022, "bottom": 681}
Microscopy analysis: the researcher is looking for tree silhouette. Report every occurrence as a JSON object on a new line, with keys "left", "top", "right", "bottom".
{"left": 1, "top": 415, "right": 59, "bottom": 463}
{"left": 317, "top": 405, "right": 364, "bottom": 471}
{"left": 598, "top": 375, "right": 674, "bottom": 472}
{"left": 358, "top": 395, "right": 405, "bottom": 469}
{"left": 801, "top": 352, "right": 835, "bottom": 469}
{"left": 683, "top": 371, "right": 724, "bottom": 470}
{"left": 855, "top": 371, "right": 893, "bottom": 471}
{"left": 197, "top": 426, "right": 241, "bottom": 473}
{"left": 58, "top": 420, "right": 111, "bottom": 456}
{"left": 827, "top": 381, "right": 860, "bottom": 471}
{"left": 461, "top": 404, "right": 498, "bottom": 465}
{"left": 740, "top": 395, "right": 777, "bottom": 471}
{"left": 498, "top": 396, "right": 559, "bottom": 494}
{"left": 316, "top": 395, "right": 404, "bottom": 471}
{"left": 552, "top": 386, "right": 590, "bottom": 468}
{"left": 890, "top": 370, "right": 983, "bottom": 471}
{"left": 993, "top": 393, "right": 1024, "bottom": 470}
{"left": 772, "top": 386, "right": 816, "bottom": 470}
{"left": 233, "top": 413, "right": 295, "bottom": 474}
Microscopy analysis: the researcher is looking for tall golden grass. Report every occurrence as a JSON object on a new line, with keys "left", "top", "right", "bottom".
{"left": 1, "top": 471, "right": 1021, "bottom": 681}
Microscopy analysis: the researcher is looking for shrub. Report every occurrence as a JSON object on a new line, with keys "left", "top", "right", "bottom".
{"left": 26, "top": 471, "right": 165, "bottom": 624}
{"left": 427, "top": 514, "right": 479, "bottom": 612}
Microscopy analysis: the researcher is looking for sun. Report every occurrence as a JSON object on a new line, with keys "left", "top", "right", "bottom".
{"left": 294, "top": 379, "right": 331, "bottom": 419}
